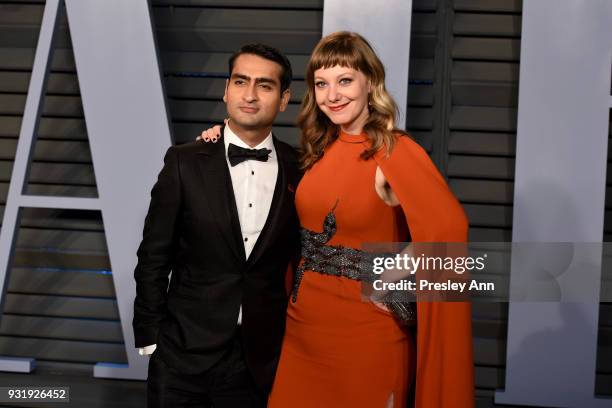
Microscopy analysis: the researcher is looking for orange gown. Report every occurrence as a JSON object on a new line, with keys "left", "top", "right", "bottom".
{"left": 268, "top": 130, "right": 474, "bottom": 408}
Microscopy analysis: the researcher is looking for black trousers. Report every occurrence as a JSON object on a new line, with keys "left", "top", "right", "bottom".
{"left": 147, "top": 331, "right": 266, "bottom": 408}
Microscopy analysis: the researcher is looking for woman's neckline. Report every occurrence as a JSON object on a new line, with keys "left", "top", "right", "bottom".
{"left": 338, "top": 129, "right": 368, "bottom": 143}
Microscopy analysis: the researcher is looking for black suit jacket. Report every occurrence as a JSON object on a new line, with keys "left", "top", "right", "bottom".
{"left": 133, "top": 133, "right": 301, "bottom": 393}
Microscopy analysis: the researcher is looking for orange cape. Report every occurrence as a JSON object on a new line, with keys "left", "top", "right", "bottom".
{"left": 374, "top": 135, "right": 475, "bottom": 408}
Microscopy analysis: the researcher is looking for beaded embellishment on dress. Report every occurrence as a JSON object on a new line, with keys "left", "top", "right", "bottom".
{"left": 291, "top": 202, "right": 377, "bottom": 303}
{"left": 291, "top": 201, "right": 417, "bottom": 326}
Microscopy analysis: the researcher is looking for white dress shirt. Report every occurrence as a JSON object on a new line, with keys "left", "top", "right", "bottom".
{"left": 139, "top": 125, "right": 277, "bottom": 356}
{"left": 224, "top": 124, "right": 278, "bottom": 324}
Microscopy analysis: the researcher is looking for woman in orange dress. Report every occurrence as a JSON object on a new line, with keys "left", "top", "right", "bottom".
{"left": 266, "top": 32, "right": 474, "bottom": 407}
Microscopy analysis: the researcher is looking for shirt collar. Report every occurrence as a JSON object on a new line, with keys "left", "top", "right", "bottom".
{"left": 224, "top": 123, "right": 275, "bottom": 157}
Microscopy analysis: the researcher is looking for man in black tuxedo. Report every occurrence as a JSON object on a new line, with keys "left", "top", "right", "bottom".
{"left": 133, "top": 44, "right": 301, "bottom": 408}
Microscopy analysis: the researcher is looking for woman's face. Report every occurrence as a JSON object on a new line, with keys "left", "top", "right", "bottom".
{"left": 313, "top": 65, "right": 371, "bottom": 135}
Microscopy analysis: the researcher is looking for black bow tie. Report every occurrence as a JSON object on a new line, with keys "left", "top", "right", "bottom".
{"left": 227, "top": 143, "right": 272, "bottom": 167}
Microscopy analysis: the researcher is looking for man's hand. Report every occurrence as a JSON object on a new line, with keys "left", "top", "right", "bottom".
{"left": 138, "top": 344, "right": 157, "bottom": 356}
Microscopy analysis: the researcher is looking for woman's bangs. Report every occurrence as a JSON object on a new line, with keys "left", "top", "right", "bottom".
{"left": 310, "top": 41, "right": 362, "bottom": 72}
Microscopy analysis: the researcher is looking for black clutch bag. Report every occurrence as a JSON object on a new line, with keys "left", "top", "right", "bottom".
{"left": 382, "top": 291, "right": 417, "bottom": 326}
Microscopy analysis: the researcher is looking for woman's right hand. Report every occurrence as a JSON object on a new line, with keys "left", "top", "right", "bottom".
{"left": 195, "top": 118, "right": 228, "bottom": 143}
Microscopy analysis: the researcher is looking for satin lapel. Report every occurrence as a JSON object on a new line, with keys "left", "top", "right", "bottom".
{"left": 197, "top": 138, "right": 246, "bottom": 262}
{"left": 246, "top": 137, "right": 289, "bottom": 266}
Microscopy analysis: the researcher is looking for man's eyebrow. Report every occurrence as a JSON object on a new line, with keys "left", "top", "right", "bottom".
{"left": 231, "top": 73, "right": 250, "bottom": 81}
{"left": 254, "top": 77, "right": 278, "bottom": 86}
{"left": 230, "top": 74, "right": 278, "bottom": 86}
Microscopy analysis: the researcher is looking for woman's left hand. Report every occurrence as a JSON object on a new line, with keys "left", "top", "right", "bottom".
{"left": 372, "top": 301, "right": 390, "bottom": 312}
{"left": 375, "top": 166, "right": 400, "bottom": 207}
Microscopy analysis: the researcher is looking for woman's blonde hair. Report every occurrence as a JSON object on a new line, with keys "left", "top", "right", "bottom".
{"left": 298, "top": 31, "right": 406, "bottom": 170}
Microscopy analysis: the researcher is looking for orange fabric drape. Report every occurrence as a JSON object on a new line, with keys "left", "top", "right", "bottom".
{"left": 375, "top": 135, "right": 475, "bottom": 408}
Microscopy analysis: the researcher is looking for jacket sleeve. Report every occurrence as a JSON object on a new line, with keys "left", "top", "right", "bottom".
{"left": 133, "top": 146, "right": 182, "bottom": 348}
{"left": 375, "top": 135, "right": 475, "bottom": 408}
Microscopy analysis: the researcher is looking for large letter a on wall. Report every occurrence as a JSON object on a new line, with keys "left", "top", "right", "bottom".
{"left": 0, "top": 0, "right": 172, "bottom": 380}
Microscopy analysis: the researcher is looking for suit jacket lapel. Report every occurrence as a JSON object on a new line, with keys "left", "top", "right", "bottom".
{"left": 197, "top": 136, "right": 246, "bottom": 262}
{"left": 247, "top": 136, "right": 291, "bottom": 267}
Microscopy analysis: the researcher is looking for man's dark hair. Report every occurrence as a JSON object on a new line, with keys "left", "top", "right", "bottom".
{"left": 228, "top": 43, "right": 293, "bottom": 93}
